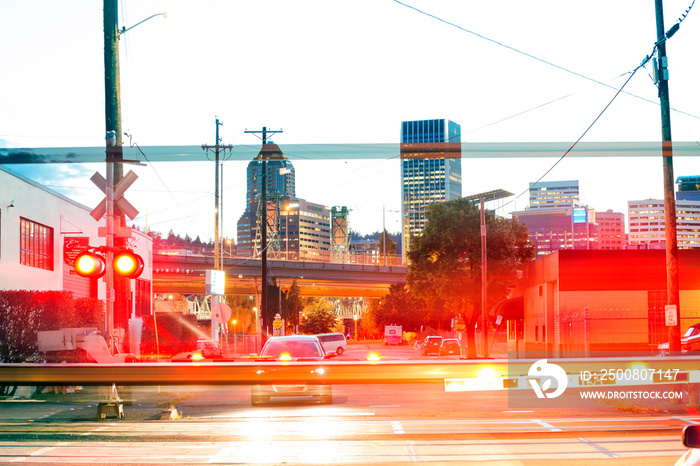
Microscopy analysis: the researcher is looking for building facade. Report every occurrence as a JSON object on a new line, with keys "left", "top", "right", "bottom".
{"left": 528, "top": 180, "right": 579, "bottom": 209}
{"left": 628, "top": 199, "right": 700, "bottom": 249}
{"left": 512, "top": 205, "right": 600, "bottom": 256}
{"left": 400, "top": 119, "right": 462, "bottom": 259}
{"left": 0, "top": 165, "right": 153, "bottom": 315}
{"left": 594, "top": 210, "right": 626, "bottom": 250}
{"left": 236, "top": 144, "right": 296, "bottom": 257}
{"left": 279, "top": 198, "right": 331, "bottom": 262}
{"left": 517, "top": 249, "right": 700, "bottom": 355}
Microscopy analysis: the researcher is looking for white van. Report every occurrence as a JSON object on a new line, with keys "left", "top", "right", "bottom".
{"left": 315, "top": 333, "right": 348, "bottom": 355}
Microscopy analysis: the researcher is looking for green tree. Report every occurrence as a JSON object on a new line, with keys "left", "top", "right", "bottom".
{"left": 369, "top": 284, "right": 424, "bottom": 332}
{"left": 301, "top": 300, "right": 337, "bottom": 335}
{"left": 378, "top": 229, "right": 397, "bottom": 257}
{"left": 406, "top": 198, "right": 534, "bottom": 358}
{"left": 282, "top": 280, "right": 304, "bottom": 332}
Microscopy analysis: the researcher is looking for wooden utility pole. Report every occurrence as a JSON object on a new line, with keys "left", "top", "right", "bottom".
{"left": 202, "top": 119, "right": 232, "bottom": 271}
{"left": 245, "top": 127, "right": 283, "bottom": 333}
{"left": 655, "top": 0, "right": 681, "bottom": 353}
{"left": 103, "top": 0, "right": 128, "bottom": 352}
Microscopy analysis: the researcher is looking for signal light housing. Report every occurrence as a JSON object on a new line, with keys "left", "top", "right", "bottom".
{"left": 73, "top": 252, "right": 106, "bottom": 278}
{"left": 113, "top": 250, "right": 144, "bottom": 279}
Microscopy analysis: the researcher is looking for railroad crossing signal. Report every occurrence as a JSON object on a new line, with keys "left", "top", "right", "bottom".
{"left": 74, "top": 251, "right": 107, "bottom": 278}
{"left": 89, "top": 170, "right": 139, "bottom": 221}
{"left": 73, "top": 249, "right": 144, "bottom": 279}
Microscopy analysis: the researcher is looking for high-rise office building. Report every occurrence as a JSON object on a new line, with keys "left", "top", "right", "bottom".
{"left": 677, "top": 175, "right": 700, "bottom": 202}
{"left": 528, "top": 180, "right": 579, "bottom": 209}
{"left": 512, "top": 205, "right": 599, "bottom": 256}
{"left": 237, "top": 144, "right": 295, "bottom": 257}
{"left": 595, "top": 210, "right": 626, "bottom": 250}
{"left": 628, "top": 198, "right": 700, "bottom": 249}
{"left": 400, "top": 119, "right": 462, "bottom": 259}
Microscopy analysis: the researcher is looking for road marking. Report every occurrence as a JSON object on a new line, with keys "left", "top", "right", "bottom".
{"left": 11, "top": 442, "right": 68, "bottom": 462}
{"left": 391, "top": 420, "right": 405, "bottom": 434}
{"left": 531, "top": 419, "right": 562, "bottom": 432}
{"left": 404, "top": 440, "right": 419, "bottom": 461}
{"left": 578, "top": 437, "right": 619, "bottom": 458}
{"left": 81, "top": 425, "right": 110, "bottom": 436}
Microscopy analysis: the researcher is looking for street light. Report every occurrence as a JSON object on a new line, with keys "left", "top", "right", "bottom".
{"left": 353, "top": 314, "right": 358, "bottom": 341}
{"left": 119, "top": 12, "right": 167, "bottom": 35}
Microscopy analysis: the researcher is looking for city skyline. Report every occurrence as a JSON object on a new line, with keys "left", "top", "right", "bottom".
{"left": 1, "top": 1, "right": 699, "bottom": 241}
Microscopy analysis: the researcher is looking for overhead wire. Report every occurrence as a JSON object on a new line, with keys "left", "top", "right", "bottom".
{"left": 392, "top": 0, "right": 700, "bottom": 122}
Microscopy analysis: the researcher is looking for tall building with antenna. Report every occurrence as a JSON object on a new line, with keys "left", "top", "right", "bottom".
{"left": 236, "top": 144, "right": 295, "bottom": 257}
{"left": 400, "top": 119, "right": 462, "bottom": 261}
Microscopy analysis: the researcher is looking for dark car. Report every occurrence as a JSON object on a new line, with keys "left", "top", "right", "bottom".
{"left": 439, "top": 338, "right": 460, "bottom": 356}
{"left": 677, "top": 425, "right": 700, "bottom": 465}
{"left": 251, "top": 335, "right": 334, "bottom": 405}
{"left": 421, "top": 336, "right": 443, "bottom": 355}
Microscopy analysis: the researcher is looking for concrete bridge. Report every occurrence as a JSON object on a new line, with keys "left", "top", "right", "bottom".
{"left": 153, "top": 253, "right": 407, "bottom": 298}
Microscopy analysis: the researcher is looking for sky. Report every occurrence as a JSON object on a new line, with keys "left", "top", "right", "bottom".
{"left": 1, "top": 0, "right": 700, "bottom": 242}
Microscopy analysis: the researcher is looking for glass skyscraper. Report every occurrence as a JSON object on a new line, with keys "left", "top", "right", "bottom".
{"left": 236, "top": 144, "right": 295, "bottom": 257}
{"left": 400, "top": 119, "right": 462, "bottom": 260}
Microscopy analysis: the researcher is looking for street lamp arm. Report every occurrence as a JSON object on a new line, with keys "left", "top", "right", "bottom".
{"left": 119, "top": 12, "right": 167, "bottom": 36}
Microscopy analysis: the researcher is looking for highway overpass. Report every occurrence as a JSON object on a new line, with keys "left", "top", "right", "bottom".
{"left": 153, "top": 253, "right": 407, "bottom": 298}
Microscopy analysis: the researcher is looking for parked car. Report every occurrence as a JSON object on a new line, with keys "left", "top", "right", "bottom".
{"left": 315, "top": 333, "right": 347, "bottom": 355}
{"left": 196, "top": 339, "right": 222, "bottom": 358}
{"left": 439, "top": 338, "right": 460, "bottom": 356}
{"left": 250, "top": 335, "right": 334, "bottom": 406}
{"left": 413, "top": 339, "right": 424, "bottom": 350}
{"left": 658, "top": 323, "right": 700, "bottom": 354}
{"left": 384, "top": 335, "right": 403, "bottom": 346}
{"left": 421, "top": 336, "right": 443, "bottom": 355}
{"left": 676, "top": 425, "right": 700, "bottom": 465}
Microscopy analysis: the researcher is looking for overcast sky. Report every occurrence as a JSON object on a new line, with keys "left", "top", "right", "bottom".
{"left": 1, "top": 1, "right": 699, "bottom": 241}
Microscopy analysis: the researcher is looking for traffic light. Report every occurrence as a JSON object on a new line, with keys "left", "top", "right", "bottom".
{"left": 113, "top": 250, "right": 144, "bottom": 279}
{"left": 73, "top": 251, "right": 106, "bottom": 278}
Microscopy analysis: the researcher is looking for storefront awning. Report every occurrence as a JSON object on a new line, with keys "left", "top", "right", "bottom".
{"left": 490, "top": 296, "right": 524, "bottom": 321}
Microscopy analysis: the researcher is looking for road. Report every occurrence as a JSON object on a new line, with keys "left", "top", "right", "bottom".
{"left": 0, "top": 341, "right": 697, "bottom": 464}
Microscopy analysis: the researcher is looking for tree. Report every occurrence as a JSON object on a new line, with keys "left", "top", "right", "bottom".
{"left": 406, "top": 198, "right": 534, "bottom": 358}
{"left": 378, "top": 229, "right": 397, "bottom": 257}
{"left": 369, "top": 284, "right": 425, "bottom": 332}
{"left": 300, "top": 300, "right": 337, "bottom": 334}
{"left": 282, "top": 280, "right": 304, "bottom": 333}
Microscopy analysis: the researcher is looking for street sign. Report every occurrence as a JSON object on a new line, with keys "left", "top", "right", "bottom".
{"left": 273, "top": 319, "right": 282, "bottom": 330}
{"left": 665, "top": 304, "right": 678, "bottom": 326}
{"left": 453, "top": 316, "right": 466, "bottom": 333}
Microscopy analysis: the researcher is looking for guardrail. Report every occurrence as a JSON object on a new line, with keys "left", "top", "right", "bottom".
{"left": 2, "top": 357, "right": 700, "bottom": 388}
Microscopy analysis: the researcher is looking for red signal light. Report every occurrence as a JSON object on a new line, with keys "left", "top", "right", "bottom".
{"left": 113, "top": 250, "right": 144, "bottom": 279}
{"left": 73, "top": 252, "right": 106, "bottom": 278}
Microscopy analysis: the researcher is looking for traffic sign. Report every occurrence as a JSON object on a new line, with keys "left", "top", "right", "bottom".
{"left": 454, "top": 316, "right": 466, "bottom": 333}
{"left": 273, "top": 319, "right": 282, "bottom": 330}
{"left": 212, "top": 303, "right": 232, "bottom": 324}
{"left": 90, "top": 170, "right": 139, "bottom": 220}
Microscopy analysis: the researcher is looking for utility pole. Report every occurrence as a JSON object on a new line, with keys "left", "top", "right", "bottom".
{"left": 202, "top": 120, "right": 232, "bottom": 341}
{"left": 103, "top": 0, "right": 128, "bottom": 352}
{"left": 655, "top": 0, "right": 681, "bottom": 353}
{"left": 480, "top": 197, "right": 488, "bottom": 359}
{"left": 245, "top": 127, "right": 283, "bottom": 333}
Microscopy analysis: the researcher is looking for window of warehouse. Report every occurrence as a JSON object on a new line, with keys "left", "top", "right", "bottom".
{"left": 20, "top": 217, "right": 54, "bottom": 271}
